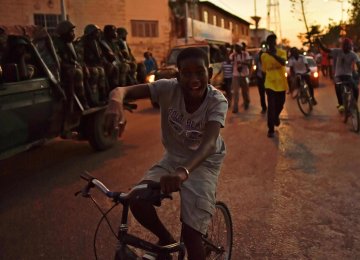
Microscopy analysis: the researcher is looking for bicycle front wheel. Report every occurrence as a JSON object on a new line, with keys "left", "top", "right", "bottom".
{"left": 350, "top": 103, "right": 360, "bottom": 132}
{"left": 297, "top": 86, "right": 313, "bottom": 116}
{"left": 203, "top": 201, "right": 233, "bottom": 260}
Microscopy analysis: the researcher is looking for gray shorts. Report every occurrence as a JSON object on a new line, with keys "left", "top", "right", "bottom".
{"left": 141, "top": 154, "right": 224, "bottom": 235}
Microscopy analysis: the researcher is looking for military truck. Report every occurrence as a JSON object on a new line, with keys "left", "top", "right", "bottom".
{"left": 0, "top": 26, "right": 126, "bottom": 160}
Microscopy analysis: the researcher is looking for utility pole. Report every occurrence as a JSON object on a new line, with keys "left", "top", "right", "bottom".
{"left": 251, "top": 0, "right": 261, "bottom": 47}
{"left": 267, "top": 0, "right": 282, "bottom": 40}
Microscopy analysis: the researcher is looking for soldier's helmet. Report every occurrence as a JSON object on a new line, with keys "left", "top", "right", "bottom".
{"left": 117, "top": 27, "right": 127, "bottom": 36}
{"left": 84, "top": 24, "right": 100, "bottom": 36}
{"left": 56, "top": 20, "right": 75, "bottom": 36}
{"left": 8, "top": 35, "right": 28, "bottom": 46}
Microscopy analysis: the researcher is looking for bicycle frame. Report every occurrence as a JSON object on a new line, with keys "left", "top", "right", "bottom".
{"left": 77, "top": 173, "right": 232, "bottom": 260}
{"left": 295, "top": 73, "right": 313, "bottom": 116}
{"left": 337, "top": 81, "right": 355, "bottom": 111}
{"left": 115, "top": 201, "right": 185, "bottom": 257}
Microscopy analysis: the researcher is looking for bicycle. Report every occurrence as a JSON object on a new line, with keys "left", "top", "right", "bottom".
{"left": 75, "top": 172, "right": 233, "bottom": 260}
{"left": 295, "top": 73, "right": 313, "bottom": 116}
{"left": 337, "top": 81, "right": 360, "bottom": 133}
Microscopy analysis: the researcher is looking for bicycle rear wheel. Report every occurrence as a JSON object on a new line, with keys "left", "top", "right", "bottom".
{"left": 350, "top": 103, "right": 360, "bottom": 132}
{"left": 343, "top": 92, "right": 351, "bottom": 123}
{"left": 203, "top": 201, "right": 233, "bottom": 260}
{"left": 297, "top": 85, "right": 312, "bottom": 116}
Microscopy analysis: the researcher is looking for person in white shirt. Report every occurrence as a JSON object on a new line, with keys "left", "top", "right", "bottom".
{"left": 229, "top": 43, "right": 251, "bottom": 113}
{"left": 288, "top": 47, "right": 317, "bottom": 104}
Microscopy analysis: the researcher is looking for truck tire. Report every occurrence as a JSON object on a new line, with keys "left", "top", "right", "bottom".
{"left": 85, "top": 109, "right": 119, "bottom": 151}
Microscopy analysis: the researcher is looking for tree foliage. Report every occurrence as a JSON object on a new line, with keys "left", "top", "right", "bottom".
{"left": 347, "top": 0, "right": 360, "bottom": 47}
{"left": 289, "top": 0, "right": 314, "bottom": 46}
{"left": 297, "top": 24, "right": 322, "bottom": 46}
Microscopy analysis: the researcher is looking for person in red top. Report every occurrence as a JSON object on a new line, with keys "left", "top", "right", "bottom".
{"left": 321, "top": 50, "right": 330, "bottom": 77}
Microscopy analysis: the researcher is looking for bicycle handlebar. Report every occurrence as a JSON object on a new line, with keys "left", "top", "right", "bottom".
{"left": 75, "top": 171, "right": 169, "bottom": 202}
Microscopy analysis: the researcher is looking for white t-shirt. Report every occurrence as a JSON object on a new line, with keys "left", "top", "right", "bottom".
{"left": 288, "top": 55, "right": 308, "bottom": 74}
{"left": 230, "top": 51, "right": 250, "bottom": 77}
{"left": 149, "top": 78, "right": 227, "bottom": 160}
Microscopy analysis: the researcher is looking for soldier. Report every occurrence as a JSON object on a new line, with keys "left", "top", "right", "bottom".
{"left": 54, "top": 20, "right": 89, "bottom": 111}
{"left": 2, "top": 36, "right": 35, "bottom": 80}
{"left": 117, "top": 27, "right": 137, "bottom": 84}
{"left": 82, "top": 24, "right": 107, "bottom": 105}
{"left": 0, "top": 27, "right": 7, "bottom": 64}
{"left": 101, "top": 25, "right": 130, "bottom": 88}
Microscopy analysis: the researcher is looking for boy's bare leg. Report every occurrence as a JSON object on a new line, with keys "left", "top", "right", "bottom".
{"left": 182, "top": 224, "right": 205, "bottom": 260}
{"left": 130, "top": 199, "right": 176, "bottom": 245}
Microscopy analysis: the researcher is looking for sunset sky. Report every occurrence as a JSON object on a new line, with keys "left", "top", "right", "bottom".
{"left": 207, "top": 0, "right": 350, "bottom": 47}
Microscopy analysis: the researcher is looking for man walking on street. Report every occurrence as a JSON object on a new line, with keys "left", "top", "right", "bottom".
{"left": 254, "top": 42, "right": 267, "bottom": 114}
{"left": 261, "top": 34, "right": 288, "bottom": 138}
{"left": 230, "top": 43, "right": 251, "bottom": 113}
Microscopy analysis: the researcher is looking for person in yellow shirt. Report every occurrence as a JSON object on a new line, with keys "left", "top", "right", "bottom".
{"left": 261, "top": 34, "right": 288, "bottom": 138}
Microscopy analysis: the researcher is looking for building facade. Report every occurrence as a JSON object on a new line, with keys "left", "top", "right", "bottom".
{"left": 0, "top": 0, "right": 250, "bottom": 62}
{"left": 250, "top": 28, "right": 274, "bottom": 48}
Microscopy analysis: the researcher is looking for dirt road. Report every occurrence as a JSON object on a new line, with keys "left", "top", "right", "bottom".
{"left": 1, "top": 77, "right": 359, "bottom": 259}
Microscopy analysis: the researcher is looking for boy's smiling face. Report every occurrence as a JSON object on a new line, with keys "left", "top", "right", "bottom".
{"left": 178, "top": 57, "right": 213, "bottom": 100}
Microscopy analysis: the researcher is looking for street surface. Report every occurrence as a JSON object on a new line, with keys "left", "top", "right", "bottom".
{"left": 1, "top": 76, "right": 360, "bottom": 259}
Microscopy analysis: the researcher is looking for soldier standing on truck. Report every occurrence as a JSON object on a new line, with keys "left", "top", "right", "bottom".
{"left": 117, "top": 27, "right": 137, "bottom": 85}
{"left": 82, "top": 24, "right": 107, "bottom": 106}
{"left": 1, "top": 36, "right": 35, "bottom": 80}
{"left": 54, "top": 20, "right": 89, "bottom": 111}
{"left": 101, "top": 25, "right": 130, "bottom": 88}
{"left": 0, "top": 27, "right": 7, "bottom": 65}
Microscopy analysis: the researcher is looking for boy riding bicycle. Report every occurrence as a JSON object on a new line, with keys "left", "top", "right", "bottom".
{"left": 288, "top": 47, "right": 317, "bottom": 104}
{"left": 104, "top": 47, "right": 228, "bottom": 260}
{"left": 316, "top": 37, "right": 360, "bottom": 112}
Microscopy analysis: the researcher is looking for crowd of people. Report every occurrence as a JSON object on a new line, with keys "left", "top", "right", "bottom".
{"left": 217, "top": 34, "right": 360, "bottom": 138}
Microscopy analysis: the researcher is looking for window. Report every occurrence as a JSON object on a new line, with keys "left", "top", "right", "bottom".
{"left": 235, "top": 24, "right": 238, "bottom": 34}
{"left": 34, "top": 14, "right": 62, "bottom": 35}
{"left": 241, "top": 26, "right": 244, "bottom": 35}
{"left": 229, "top": 21, "right": 233, "bottom": 31}
{"left": 203, "top": 11, "right": 208, "bottom": 23}
{"left": 221, "top": 18, "right": 224, "bottom": 28}
{"left": 131, "top": 20, "right": 159, "bottom": 37}
{"left": 213, "top": 15, "right": 217, "bottom": 26}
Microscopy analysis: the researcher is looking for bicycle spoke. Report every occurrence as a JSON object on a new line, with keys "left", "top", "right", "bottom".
{"left": 297, "top": 88, "right": 312, "bottom": 116}
{"left": 350, "top": 104, "right": 360, "bottom": 132}
{"left": 204, "top": 202, "right": 232, "bottom": 260}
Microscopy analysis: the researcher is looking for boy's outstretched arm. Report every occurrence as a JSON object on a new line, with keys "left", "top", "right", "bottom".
{"left": 160, "top": 121, "right": 222, "bottom": 194}
{"left": 104, "top": 84, "right": 151, "bottom": 135}
{"left": 315, "top": 38, "right": 331, "bottom": 53}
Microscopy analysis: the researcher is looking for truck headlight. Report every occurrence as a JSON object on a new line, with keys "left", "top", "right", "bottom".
{"left": 313, "top": 71, "right": 319, "bottom": 78}
{"left": 147, "top": 74, "right": 155, "bottom": 83}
